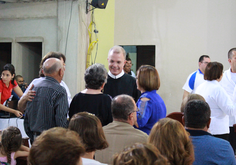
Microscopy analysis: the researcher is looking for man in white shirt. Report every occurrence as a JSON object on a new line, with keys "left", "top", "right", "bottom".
{"left": 182, "top": 55, "right": 211, "bottom": 100}
{"left": 220, "top": 47, "right": 236, "bottom": 153}
{"left": 103, "top": 46, "right": 140, "bottom": 101}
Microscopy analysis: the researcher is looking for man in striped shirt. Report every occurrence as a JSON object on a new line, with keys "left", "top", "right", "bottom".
{"left": 24, "top": 58, "right": 69, "bottom": 142}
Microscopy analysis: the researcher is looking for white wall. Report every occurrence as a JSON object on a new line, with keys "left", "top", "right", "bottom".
{"left": 115, "top": 0, "right": 236, "bottom": 113}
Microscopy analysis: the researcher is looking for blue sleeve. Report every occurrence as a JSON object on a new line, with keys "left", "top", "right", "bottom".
{"left": 136, "top": 99, "right": 152, "bottom": 128}
{"left": 188, "top": 71, "right": 197, "bottom": 90}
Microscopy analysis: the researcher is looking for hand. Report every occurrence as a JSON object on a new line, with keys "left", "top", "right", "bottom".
{"left": 26, "top": 84, "right": 36, "bottom": 101}
{"left": 14, "top": 110, "right": 23, "bottom": 118}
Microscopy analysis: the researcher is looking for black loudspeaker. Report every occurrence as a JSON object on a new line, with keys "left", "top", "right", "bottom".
{"left": 91, "top": 0, "right": 108, "bottom": 9}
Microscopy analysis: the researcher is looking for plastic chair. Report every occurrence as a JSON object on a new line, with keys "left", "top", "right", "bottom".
{"left": 166, "top": 112, "right": 184, "bottom": 125}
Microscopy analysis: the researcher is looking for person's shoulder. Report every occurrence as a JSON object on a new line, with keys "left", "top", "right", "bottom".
{"left": 130, "top": 128, "right": 148, "bottom": 140}
{"left": 101, "top": 93, "right": 112, "bottom": 100}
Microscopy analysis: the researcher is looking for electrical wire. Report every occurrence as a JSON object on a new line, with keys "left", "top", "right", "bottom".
{"left": 64, "top": 0, "right": 74, "bottom": 56}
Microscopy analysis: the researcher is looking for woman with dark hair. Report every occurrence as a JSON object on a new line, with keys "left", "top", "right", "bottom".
{"left": 69, "top": 63, "right": 112, "bottom": 126}
{"left": 0, "top": 64, "right": 23, "bottom": 117}
{"left": 69, "top": 112, "right": 108, "bottom": 165}
{"left": 135, "top": 65, "right": 166, "bottom": 135}
{"left": 148, "top": 118, "right": 194, "bottom": 165}
{"left": 195, "top": 62, "right": 236, "bottom": 141}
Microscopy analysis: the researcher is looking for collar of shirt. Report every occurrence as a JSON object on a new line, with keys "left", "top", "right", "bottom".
{"left": 198, "top": 69, "right": 203, "bottom": 75}
{"left": 186, "top": 129, "right": 212, "bottom": 136}
{"left": 108, "top": 70, "right": 125, "bottom": 79}
{"left": 45, "top": 76, "right": 60, "bottom": 84}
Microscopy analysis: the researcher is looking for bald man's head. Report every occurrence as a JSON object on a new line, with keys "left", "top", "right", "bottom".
{"left": 42, "top": 58, "right": 64, "bottom": 82}
{"left": 43, "top": 58, "right": 62, "bottom": 75}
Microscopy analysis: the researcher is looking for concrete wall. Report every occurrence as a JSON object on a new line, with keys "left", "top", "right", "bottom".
{"left": 114, "top": 0, "right": 236, "bottom": 113}
{"left": 0, "top": 1, "right": 87, "bottom": 97}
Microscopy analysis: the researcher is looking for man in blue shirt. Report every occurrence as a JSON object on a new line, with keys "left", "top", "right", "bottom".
{"left": 183, "top": 100, "right": 236, "bottom": 165}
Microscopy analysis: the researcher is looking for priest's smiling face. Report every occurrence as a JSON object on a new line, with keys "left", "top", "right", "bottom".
{"left": 108, "top": 51, "right": 126, "bottom": 76}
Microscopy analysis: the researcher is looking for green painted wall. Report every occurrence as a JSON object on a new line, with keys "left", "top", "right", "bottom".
{"left": 91, "top": 0, "right": 114, "bottom": 69}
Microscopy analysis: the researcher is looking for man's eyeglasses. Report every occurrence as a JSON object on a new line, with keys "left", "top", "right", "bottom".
{"left": 129, "top": 108, "right": 139, "bottom": 115}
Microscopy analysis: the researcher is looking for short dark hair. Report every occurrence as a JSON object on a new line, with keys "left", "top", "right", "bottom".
{"left": 39, "top": 52, "right": 66, "bottom": 77}
{"left": 199, "top": 55, "right": 210, "bottom": 62}
{"left": 204, "top": 62, "right": 223, "bottom": 81}
{"left": 1, "top": 64, "right": 16, "bottom": 85}
{"left": 69, "top": 112, "right": 108, "bottom": 152}
{"left": 111, "top": 95, "right": 135, "bottom": 121}
{"left": 126, "top": 57, "right": 131, "bottom": 61}
{"left": 84, "top": 63, "right": 107, "bottom": 89}
{"left": 29, "top": 127, "right": 85, "bottom": 165}
{"left": 228, "top": 48, "right": 236, "bottom": 59}
{"left": 15, "top": 75, "right": 23, "bottom": 81}
{"left": 137, "top": 65, "right": 160, "bottom": 91}
{"left": 184, "top": 100, "right": 211, "bottom": 129}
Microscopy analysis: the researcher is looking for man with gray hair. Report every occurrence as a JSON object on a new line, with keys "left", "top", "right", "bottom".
{"left": 103, "top": 45, "right": 140, "bottom": 101}
{"left": 24, "top": 58, "right": 68, "bottom": 143}
{"left": 95, "top": 94, "right": 148, "bottom": 165}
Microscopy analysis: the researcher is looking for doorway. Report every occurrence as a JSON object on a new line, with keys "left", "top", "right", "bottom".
{"left": 122, "top": 45, "right": 155, "bottom": 75}
{"left": 0, "top": 42, "right": 12, "bottom": 69}
{"left": 16, "top": 42, "right": 42, "bottom": 84}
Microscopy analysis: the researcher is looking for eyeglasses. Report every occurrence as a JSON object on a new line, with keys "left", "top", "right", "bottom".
{"left": 128, "top": 108, "right": 139, "bottom": 115}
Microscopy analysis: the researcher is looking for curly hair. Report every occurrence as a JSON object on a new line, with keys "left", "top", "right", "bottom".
{"left": 84, "top": 63, "right": 107, "bottom": 89}
{"left": 1, "top": 126, "right": 22, "bottom": 164}
{"left": 148, "top": 118, "right": 194, "bottom": 165}
{"left": 113, "top": 143, "right": 169, "bottom": 165}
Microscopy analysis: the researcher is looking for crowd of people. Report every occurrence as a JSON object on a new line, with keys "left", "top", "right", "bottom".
{"left": 0, "top": 46, "right": 236, "bottom": 164}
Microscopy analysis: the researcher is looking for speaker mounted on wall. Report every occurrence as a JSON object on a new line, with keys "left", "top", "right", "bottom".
{"left": 86, "top": 0, "right": 108, "bottom": 14}
{"left": 91, "top": 0, "right": 108, "bottom": 9}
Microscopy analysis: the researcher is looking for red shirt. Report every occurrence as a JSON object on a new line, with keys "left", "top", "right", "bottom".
{"left": 0, "top": 79, "right": 18, "bottom": 104}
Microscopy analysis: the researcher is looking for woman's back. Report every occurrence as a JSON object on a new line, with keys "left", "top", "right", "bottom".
{"left": 69, "top": 93, "right": 112, "bottom": 126}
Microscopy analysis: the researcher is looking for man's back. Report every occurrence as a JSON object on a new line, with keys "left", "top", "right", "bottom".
{"left": 187, "top": 129, "right": 236, "bottom": 165}
{"left": 24, "top": 76, "right": 68, "bottom": 141}
{"left": 95, "top": 121, "right": 148, "bottom": 165}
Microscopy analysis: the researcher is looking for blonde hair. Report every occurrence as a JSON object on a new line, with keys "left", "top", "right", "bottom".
{"left": 148, "top": 118, "right": 194, "bottom": 165}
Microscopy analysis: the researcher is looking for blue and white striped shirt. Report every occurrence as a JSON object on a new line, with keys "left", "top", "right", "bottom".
{"left": 24, "top": 76, "right": 69, "bottom": 141}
